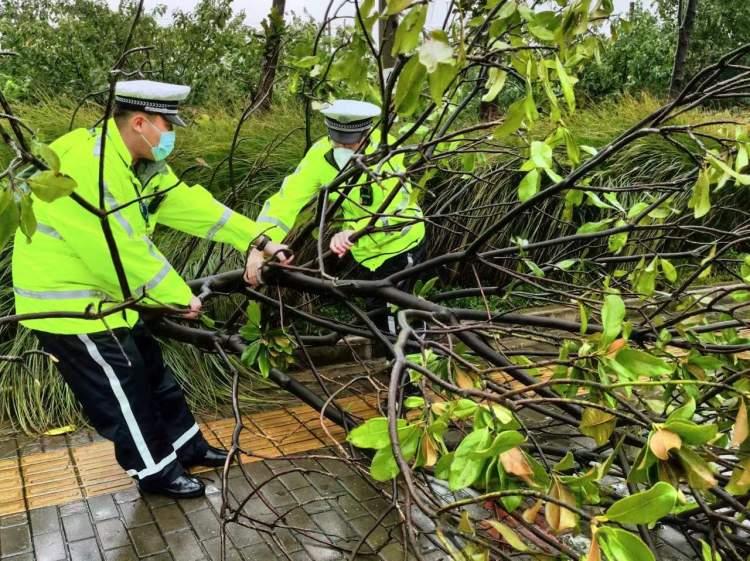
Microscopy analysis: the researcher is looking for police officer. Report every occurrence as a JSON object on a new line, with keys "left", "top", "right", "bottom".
{"left": 12, "top": 80, "right": 291, "bottom": 498}
{"left": 245, "top": 100, "right": 426, "bottom": 334}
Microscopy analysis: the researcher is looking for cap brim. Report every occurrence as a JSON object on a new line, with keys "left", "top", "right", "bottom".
{"left": 163, "top": 113, "right": 187, "bottom": 127}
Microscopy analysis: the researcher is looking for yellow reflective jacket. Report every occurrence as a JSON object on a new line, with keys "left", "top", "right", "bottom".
{"left": 12, "top": 119, "right": 265, "bottom": 334}
{"left": 257, "top": 131, "right": 425, "bottom": 271}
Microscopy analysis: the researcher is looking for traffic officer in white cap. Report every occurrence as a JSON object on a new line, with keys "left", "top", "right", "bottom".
{"left": 245, "top": 99, "right": 426, "bottom": 334}
{"left": 12, "top": 80, "right": 292, "bottom": 498}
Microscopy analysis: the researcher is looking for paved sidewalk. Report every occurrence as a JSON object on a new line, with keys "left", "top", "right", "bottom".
{"left": 0, "top": 391, "right": 445, "bottom": 560}
{"left": 0, "top": 456, "right": 443, "bottom": 561}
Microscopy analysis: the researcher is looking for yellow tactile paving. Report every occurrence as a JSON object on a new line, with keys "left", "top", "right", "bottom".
{"left": 0, "top": 393, "right": 379, "bottom": 517}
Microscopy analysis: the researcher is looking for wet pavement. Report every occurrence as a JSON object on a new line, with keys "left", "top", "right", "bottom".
{"left": 0, "top": 455, "right": 445, "bottom": 561}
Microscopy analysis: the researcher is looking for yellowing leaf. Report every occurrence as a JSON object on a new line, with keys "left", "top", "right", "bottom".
{"left": 522, "top": 499, "right": 543, "bottom": 523}
{"left": 421, "top": 435, "right": 438, "bottom": 467}
{"left": 455, "top": 368, "right": 475, "bottom": 389}
{"left": 484, "top": 520, "right": 528, "bottom": 552}
{"left": 545, "top": 478, "right": 578, "bottom": 534}
{"left": 43, "top": 424, "right": 77, "bottom": 436}
{"left": 499, "top": 447, "right": 533, "bottom": 485}
{"left": 580, "top": 408, "right": 616, "bottom": 446}
{"left": 732, "top": 399, "right": 748, "bottom": 447}
{"left": 649, "top": 429, "right": 682, "bottom": 460}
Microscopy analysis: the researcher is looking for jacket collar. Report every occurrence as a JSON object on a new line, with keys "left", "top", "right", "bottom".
{"left": 94, "top": 118, "right": 134, "bottom": 168}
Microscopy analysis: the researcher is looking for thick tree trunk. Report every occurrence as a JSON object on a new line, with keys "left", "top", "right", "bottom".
{"left": 379, "top": 0, "right": 398, "bottom": 69}
{"left": 255, "top": 0, "right": 286, "bottom": 110}
{"left": 669, "top": 0, "right": 699, "bottom": 98}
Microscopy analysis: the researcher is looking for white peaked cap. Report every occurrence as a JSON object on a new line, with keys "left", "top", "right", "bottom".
{"left": 319, "top": 100, "right": 381, "bottom": 124}
{"left": 114, "top": 80, "right": 191, "bottom": 126}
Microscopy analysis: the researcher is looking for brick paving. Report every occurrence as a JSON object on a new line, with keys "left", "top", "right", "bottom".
{"left": 0, "top": 458, "right": 444, "bottom": 560}
{"left": 0, "top": 393, "right": 446, "bottom": 560}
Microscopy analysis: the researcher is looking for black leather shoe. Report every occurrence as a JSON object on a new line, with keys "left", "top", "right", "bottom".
{"left": 188, "top": 445, "right": 229, "bottom": 468}
{"left": 139, "top": 473, "right": 205, "bottom": 499}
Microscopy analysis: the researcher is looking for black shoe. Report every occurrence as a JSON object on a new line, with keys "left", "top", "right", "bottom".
{"left": 188, "top": 445, "right": 229, "bottom": 468}
{"left": 139, "top": 473, "right": 205, "bottom": 499}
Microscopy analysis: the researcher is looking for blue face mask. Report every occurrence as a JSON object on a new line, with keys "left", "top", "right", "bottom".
{"left": 141, "top": 119, "right": 175, "bottom": 161}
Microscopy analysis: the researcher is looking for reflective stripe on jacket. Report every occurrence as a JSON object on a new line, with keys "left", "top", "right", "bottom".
{"left": 12, "top": 119, "right": 265, "bottom": 334}
{"left": 256, "top": 131, "right": 425, "bottom": 271}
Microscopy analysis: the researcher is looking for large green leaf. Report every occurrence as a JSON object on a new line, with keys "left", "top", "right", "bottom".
{"left": 597, "top": 527, "right": 655, "bottom": 561}
{"left": 347, "top": 417, "right": 408, "bottom": 449}
{"left": 605, "top": 482, "right": 678, "bottom": 525}
{"left": 429, "top": 62, "right": 458, "bottom": 105}
{"left": 663, "top": 419, "right": 717, "bottom": 445}
{"left": 555, "top": 56, "right": 576, "bottom": 112}
{"left": 394, "top": 56, "right": 427, "bottom": 116}
{"left": 517, "top": 169, "right": 541, "bottom": 202}
{"left": 615, "top": 349, "right": 672, "bottom": 378}
{"left": 449, "top": 427, "right": 490, "bottom": 490}
{"left": 481, "top": 68, "right": 507, "bottom": 102}
{"left": 601, "top": 294, "right": 625, "bottom": 346}
{"left": 392, "top": 5, "right": 427, "bottom": 55}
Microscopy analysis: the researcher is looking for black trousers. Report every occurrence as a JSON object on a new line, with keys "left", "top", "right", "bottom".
{"left": 35, "top": 322, "right": 208, "bottom": 484}
{"left": 352, "top": 240, "right": 427, "bottom": 334}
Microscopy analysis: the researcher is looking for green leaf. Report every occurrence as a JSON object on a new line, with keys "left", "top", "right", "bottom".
{"left": 530, "top": 141, "right": 553, "bottom": 169}
{"left": 31, "top": 140, "right": 60, "bottom": 173}
{"left": 347, "top": 417, "right": 408, "bottom": 449}
{"left": 605, "top": 482, "right": 678, "bottom": 525}
{"left": 404, "top": 396, "right": 425, "bottom": 409}
{"left": 517, "top": 169, "right": 541, "bottom": 202}
{"left": 555, "top": 56, "right": 576, "bottom": 112}
{"left": 370, "top": 445, "right": 399, "bottom": 481}
{"left": 688, "top": 167, "right": 711, "bottom": 219}
{"left": 429, "top": 62, "right": 458, "bottom": 105}
{"left": 634, "top": 257, "right": 658, "bottom": 297}
{"left": 18, "top": 194, "right": 36, "bottom": 242}
{"left": 384, "top": 0, "right": 410, "bottom": 15}
{"left": 700, "top": 540, "right": 722, "bottom": 561}
{"left": 597, "top": 527, "right": 655, "bottom": 561}
{"left": 395, "top": 56, "right": 427, "bottom": 116}
{"left": 392, "top": 5, "right": 427, "bottom": 55}
{"left": 493, "top": 97, "right": 526, "bottom": 138}
{"left": 481, "top": 68, "right": 507, "bottom": 102}
{"left": 554, "top": 451, "right": 576, "bottom": 472}
{"left": 601, "top": 294, "right": 625, "bottom": 346}
{"left": 449, "top": 428, "right": 490, "bottom": 490}
{"left": 664, "top": 419, "right": 717, "bottom": 445}
{"left": 418, "top": 32, "right": 454, "bottom": 73}
{"left": 246, "top": 301, "right": 262, "bottom": 328}
{"left": 27, "top": 170, "right": 77, "bottom": 203}
{"left": 523, "top": 258, "right": 545, "bottom": 278}
{"left": 577, "top": 218, "right": 614, "bottom": 234}
{"left": 240, "top": 340, "right": 261, "bottom": 366}
{"left": 615, "top": 349, "right": 672, "bottom": 377}
{"left": 608, "top": 220, "right": 628, "bottom": 254}
{"left": 580, "top": 407, "right": 616, "bottom": 446}
{"left": 257, "top": 350, "right": 270, "bottom": 378}
{"left": 472, "top": 430, "right": 524, "bottom": 459}
{"left": 0, "top": 191, "right": 19, "bottom": 249}
{"left": 660, "top": 258, "right": 677, "bottom": 283}
{"left": 666, "top": 398, "right": 695, "bottom": 422}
